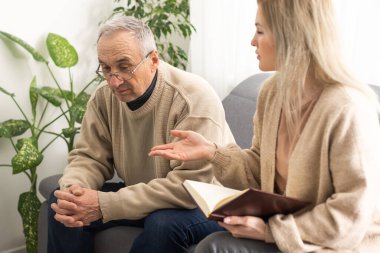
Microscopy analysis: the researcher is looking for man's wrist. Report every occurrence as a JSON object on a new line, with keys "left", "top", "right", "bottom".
{"left": 96, "top": 191, "right": 103, "bottom": 219}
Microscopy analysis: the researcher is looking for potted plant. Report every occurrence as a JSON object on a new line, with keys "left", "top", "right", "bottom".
{"left": 0, "top": 31, "right": 102, "bottom": 253}
{"left": 0, "top": 1, "right": 195, "bottom": 252}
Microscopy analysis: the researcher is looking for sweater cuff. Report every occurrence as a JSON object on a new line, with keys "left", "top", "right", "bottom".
{"left": 210, "top": 147, "right": 231, "bottom": 168}
{"left": 98, "top": 191, "right": 123, "bottom": 222}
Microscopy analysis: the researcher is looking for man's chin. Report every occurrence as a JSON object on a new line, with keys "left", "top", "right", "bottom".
{"left": 114, "top": 92, "right": 134, "bottom": 102}
{"left": 117, "top": 96, "right": 133, "bottom": 102}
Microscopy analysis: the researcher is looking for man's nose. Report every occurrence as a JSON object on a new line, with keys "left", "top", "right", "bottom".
{"left": 108, "top": 74, "right": 123, "bottom": 88}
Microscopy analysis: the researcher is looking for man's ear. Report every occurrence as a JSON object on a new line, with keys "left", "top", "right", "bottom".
{"left": 150, "top": 50, "right": 160, "bottom": 68}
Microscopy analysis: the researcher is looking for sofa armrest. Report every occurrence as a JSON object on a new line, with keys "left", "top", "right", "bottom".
{"left": 39, "top": 174, "right": 62, "bottom": 200}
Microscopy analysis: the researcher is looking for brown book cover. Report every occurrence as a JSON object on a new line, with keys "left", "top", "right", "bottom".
{"left": 209, "top": 187, "right": 310, "bottom": 221}
{"left": 182, "top": 180, "right": 310, "bottom": 222}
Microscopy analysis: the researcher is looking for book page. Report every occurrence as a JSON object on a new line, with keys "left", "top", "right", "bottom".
{"left": 214, "top": 188, "right": 249, "bottom": 210}
{"left": 184, "top": 180, "right": 243, "bottom": 215}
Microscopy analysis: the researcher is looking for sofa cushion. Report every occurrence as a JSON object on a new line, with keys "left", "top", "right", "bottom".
{"left": 222, "top": 73, "right": 271, "bottom": 148}
{"left": 39, "top": 174, "right": 62, "bottom": 199}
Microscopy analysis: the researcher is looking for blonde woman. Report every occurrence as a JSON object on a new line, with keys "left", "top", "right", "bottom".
{"left": 149, "top": 0, "right": 380, "bottom": 252}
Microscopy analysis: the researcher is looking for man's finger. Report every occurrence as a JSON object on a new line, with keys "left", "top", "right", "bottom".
{"left": 54, "top": 190, "right": 77, "bottom": 203}
{"left": 54, "top": 213, "right": 75, "bottom": 224}
{"left": 54, "top": 213, "right": 84, "bottom": 227}
{"left": 69, "top": 184, "right": 84, "bottom": 196}
{"left": 56, "top": 199, "right": 77, "bottom": 210}
{"left": 51, "top": 203, "right": 75, "bottom": 215}
{"left": 61, "top": 214, "right": 85, "bottom": 228}
{"left": 59, "top": 219, "right": 84, "bottom": 228}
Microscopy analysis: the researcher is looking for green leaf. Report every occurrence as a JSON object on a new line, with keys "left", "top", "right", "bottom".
{"left": 38, "top": 87, "right": 62, "bottom": 107}
{"left": 18, "top": 191, "right": 41, "bottom": 253}
{"left": 29, "top": 77, "right": 38, "bottom": 119}
{"left": 0, "top": 119, "right": 30, "bottom": 138}
{"left": 62, "top": 127, "right": 79, "bottom": 138}
{"left": 12, "top": 139, "right": 43, "bottom": 174}
{"left": 71, "top": 92, "right": 90, "bottom": 123}
{"left": 15, "top": 138, "right": 37, "bottom": 151}
{"left": 0, "top": 31, "right": 48, "bottom": 63}
{"left": 56, "top": 89, "right": 74, "bottom": 101}
{"left": 113, "top": 6, "right": 125, "bottom": 13}
{"left": 178, "top": 24, "right": 188, "bottom": 38}
{"left": 109, "top": 0, "right": 193, "bottom": 70}
{"left": 46, "top": 33, "right": 78, "bottom": 68}
{"left": 0, "top": 86, "right": 15, "bottom": 97}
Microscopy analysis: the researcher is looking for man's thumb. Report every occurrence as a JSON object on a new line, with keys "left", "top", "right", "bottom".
{"left": 69, "top": 184, "right": 84, "bottom": 196}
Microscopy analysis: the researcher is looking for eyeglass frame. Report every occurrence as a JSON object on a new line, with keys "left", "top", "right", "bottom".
{"left": 96, "top": 51, "right": 153, "bottom": 81}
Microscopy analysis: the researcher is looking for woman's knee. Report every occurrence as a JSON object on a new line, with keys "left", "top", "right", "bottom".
{"left": 195, "top": 231, "right": 282, "bottom": 253}
{"left": 194, "top": 231, "right": 229, "bottom": 253}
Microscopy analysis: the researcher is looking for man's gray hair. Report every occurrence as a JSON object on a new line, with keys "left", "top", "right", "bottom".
{"left": 98, "top": 16, "right": 157, "bottom": 57}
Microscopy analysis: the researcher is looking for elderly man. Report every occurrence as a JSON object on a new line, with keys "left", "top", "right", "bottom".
{"left": 47, "top": 15, "right": 234, "bottom": 253}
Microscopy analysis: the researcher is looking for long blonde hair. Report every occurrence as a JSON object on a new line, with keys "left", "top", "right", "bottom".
{"left": 258, "top": 0, "right": 379, "bottom": 136}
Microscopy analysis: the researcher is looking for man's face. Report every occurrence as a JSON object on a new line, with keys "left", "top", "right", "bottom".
{"left": 97, "top": 30, "right": 157, "bottom": 102}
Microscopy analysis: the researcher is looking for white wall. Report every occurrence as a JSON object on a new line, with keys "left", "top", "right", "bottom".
{"left": 189, "top": 0, "right": 258, "bottom": 99}
{"left": 333, "top": 0, "right": 380, "bottom": 86}
{"left": 0, "top": 1, "right": 114, "bottom": 251}
{"left": 189, "top": 0, "right": 380, "bottom": 100}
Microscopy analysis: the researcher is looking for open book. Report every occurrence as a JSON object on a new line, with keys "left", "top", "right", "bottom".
{"left": 183, "top": 180, "right": 310, "bottom": 221}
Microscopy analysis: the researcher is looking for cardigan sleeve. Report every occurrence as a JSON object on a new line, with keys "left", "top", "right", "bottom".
{"left": 211, "top": 114, "right": 261, "bottom": 190}
{"left": 210, "top": 79, "right": 274, "bottom": 190}
{"left": 268, "top": 97, "right": 380, "bottom": 252}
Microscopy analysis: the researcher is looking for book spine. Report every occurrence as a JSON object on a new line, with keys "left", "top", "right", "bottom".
{"left": 208, "top": 213, "right": 225, "bottom": 221}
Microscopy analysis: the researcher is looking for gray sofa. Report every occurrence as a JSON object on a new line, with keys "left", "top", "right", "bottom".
{"left": 41, "top": 73, "right": 380, "bottom": 252}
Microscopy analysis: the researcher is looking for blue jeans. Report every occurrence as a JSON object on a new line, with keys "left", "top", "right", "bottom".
{"left": 47, "top": 183, "right": 223, "bottom": 253}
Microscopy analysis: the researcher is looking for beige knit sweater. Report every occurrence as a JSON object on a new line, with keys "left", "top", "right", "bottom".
{"left": 59, "top": 61, "right": 235, "bottom": 221}
{"left": 211, "top": 76, "right": 380, "bottom": 252}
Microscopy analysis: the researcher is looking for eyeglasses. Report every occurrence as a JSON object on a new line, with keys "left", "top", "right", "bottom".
{"left": 96, "top": 51, "right": 152, "bottom": 81}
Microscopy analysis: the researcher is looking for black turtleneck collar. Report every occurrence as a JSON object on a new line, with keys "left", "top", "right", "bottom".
{"left": 127, "top": 71, "right": 158, "bottom": 111}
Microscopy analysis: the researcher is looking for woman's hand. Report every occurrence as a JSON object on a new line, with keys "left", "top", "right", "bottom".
{"left": 219, "top": 216, "right": 267, "bottom": 241}
{"left": 149, "top": 130, "right": 216, "bottom": 161}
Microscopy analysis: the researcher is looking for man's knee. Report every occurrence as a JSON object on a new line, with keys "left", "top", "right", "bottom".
{"left": 144, "top": 209, "right": 181, "bottom": 233}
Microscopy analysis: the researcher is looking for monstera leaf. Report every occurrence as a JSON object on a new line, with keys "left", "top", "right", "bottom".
{"left": 0, "top": 119, "right": 30, "bottom": 138}
{"left": 46, "top": 33, "right": 78, "bottom": 68}
{"left": 11, "top": 138, "right": 43, "bottom": 174}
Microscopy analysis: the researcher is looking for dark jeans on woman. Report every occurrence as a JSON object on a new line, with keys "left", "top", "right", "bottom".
{"left": 194, "top": 231, "right": 282, "bottom": 253}
{"left": 47, "top": 182, "right": 223, "bottom": 253}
